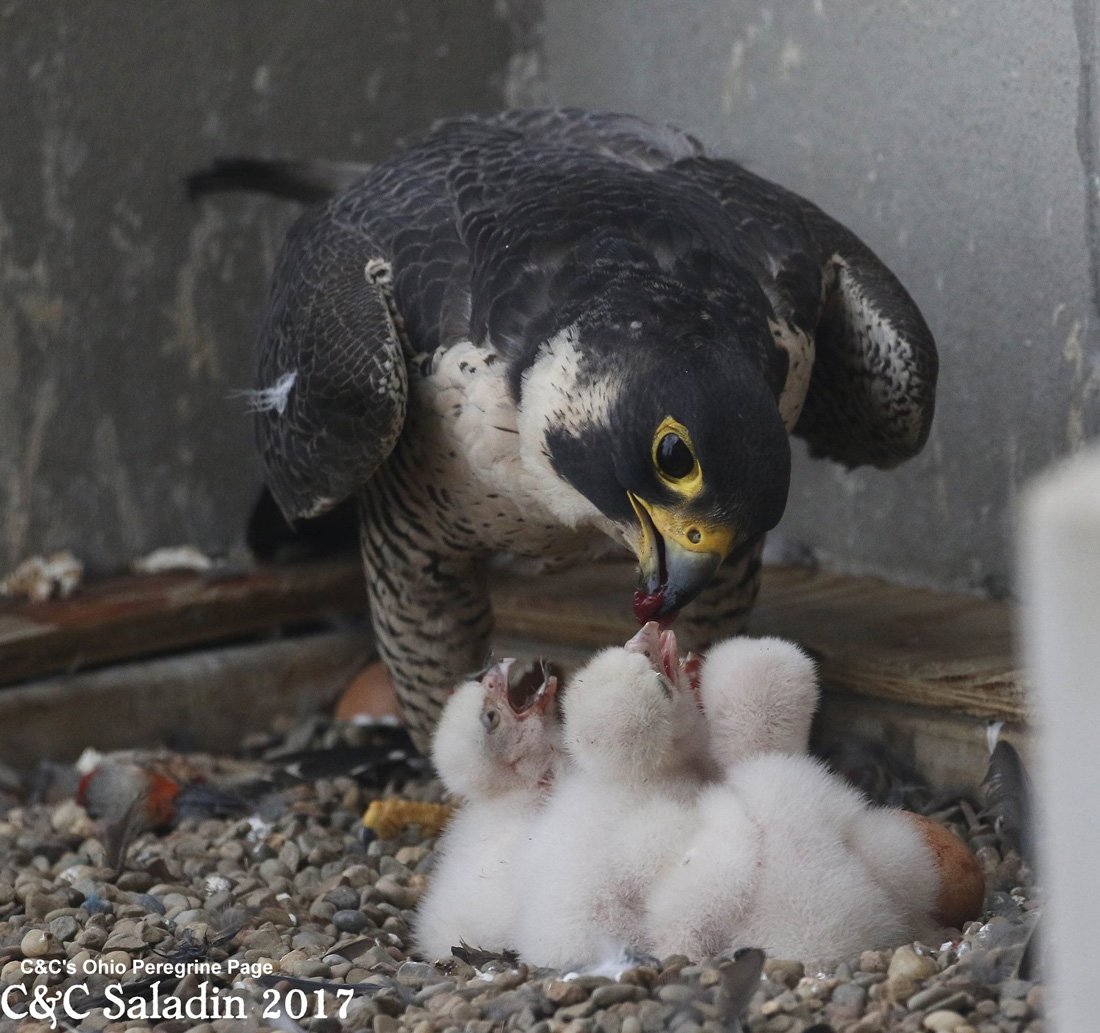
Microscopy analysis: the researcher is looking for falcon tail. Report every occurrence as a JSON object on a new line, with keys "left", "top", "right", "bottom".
{"left": 186, "top": 157, "right": 371, "bottom": 204}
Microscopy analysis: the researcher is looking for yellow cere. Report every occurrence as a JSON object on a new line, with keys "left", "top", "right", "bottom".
{"left": 643, "top": 500, "right": 735, "bottom": 558}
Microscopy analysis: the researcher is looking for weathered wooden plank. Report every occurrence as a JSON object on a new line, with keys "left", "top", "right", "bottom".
{"left": 0, "top": 560, "right": 367, "bottom": 687}
{"left": 0, "top": 629, "right": 374, "bottom": 767}
{"left": 0, "top": 555, "right": 1022, "bottom": 726}
{"left": 754, "top": 568, "right": 1024, "bottom": 722}
{"left": 0, "top": 557, "right": 1022, "bottom": 793}
{"left": 490, "top": 561, "right": 1024, "bottom": 723}
{"left": 813, "top": 693, "right": 1030, "bottom": 796}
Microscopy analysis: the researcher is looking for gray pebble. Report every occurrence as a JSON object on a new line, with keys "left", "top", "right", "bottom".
{"left": 396, "top": 959, "right": 446, "bottom": 987}
{"left": 278, "top": 840, "right": 302, "bottom": 871}
{"left": 20, "top": 929, "right": 51, "bottom": 958}
{"left": 934, "top": 991, "right": 976, "bottom": 1015}
{"left": 566, "top": 975, "right": 613, "bottom": 991}
{"left": 373, "top": 875, "right": 417, "bottom": 909}
{"left": 76, "top": 925, "right": 107, "bottom": 949}
{"left": 116, "top": 871, "right": 153, "bottom": 892}
{"left": 373, "top": 1014, "right": 400, "bottom": 1033}
{"left": 258, "top": 858, "right": 292, "bottom": 881}
{"left": 546, "top": 980, "right": 589, "bottom": 1006}
{"left": 241, "top": 927, "right": 284, "bottom": 955}
{"left": 415, "top": 980, "right": 457, "bottom": 1005}
{"left": 333, "top": 908, "right": 369, "bottom": 933}
{"left": 47, "top": 915, "right": 79, "bottom": 942}
{"left": 908, "top": 984, "right": 955, "bottom": 1011}
{"left": 24, "top": 893, "right": 65, "bottom": 921}
{"left": 0, "top": 716, "right": 1050, "bottom": 1033}
{"left": 482, "top": 988, "right": 536, "bottom": 1020}
{"left": 922, "top": 1010, "right": 967, "bottom": 1032}
{"left": 133, "top": 893, "right": 166, "bottom": 915}
{"left": 670, "top": 1020, "right": 702, "bottom": 1033}
{"left": 279, "top": 951, "right": 330, "bottom": 979}
{"left": 172, "top": 907, "right": 213, "bottom": 927}
{"left": 102, "top": 931, "right": 147, "bottom": 952}
{"left": 82, "top": 893, "right": 113, "bottom": 916}
{"left": 590, "top": 984, "right": 646, "bottom": 1008}
{"left": 832, "top": 981, "right": 867, "bottom": 1010}
{"left": 291, "top": 928, "right": 332, "bottom": 950}
{"left": 657, "top": 984, "right": 697, "bottom": 1004}
{"left": 380, "top": 856, "right": 411, "bottom": 878}
{"left": 325, "top": 885, "right": 360, "bottom": 911}
{"left": 999, "top": 979, "right": 1032, "bottom": 1000}
{"left": 555, "top": 997, "right": 597, "bottom": 1021}
{"left": 764, "top": 959, "right": 805, "bottom": 989}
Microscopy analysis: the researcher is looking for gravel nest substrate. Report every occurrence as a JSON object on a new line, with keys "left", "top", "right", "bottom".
{"left": 0, "top": 721, "right": 1042, "bottom": 1033}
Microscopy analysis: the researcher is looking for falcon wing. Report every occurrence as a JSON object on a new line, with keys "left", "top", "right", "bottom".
{"left": 254, "top": 202, "right": 408, "bottom": 520}
{"left": 793, "top": 198, "right": 939, "bottom": 468}
{"left": 675, "top": 156, "right": 938, "bottom": 468}
{"left": 479, "top": 107, "right": 706, "bottom": 170}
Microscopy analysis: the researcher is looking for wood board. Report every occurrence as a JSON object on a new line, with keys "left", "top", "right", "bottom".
{"left": 0, "top": 557, "right": 1024, "bottom": 725}
{"left": 491, "top": 560, "right": 1026, "bottom": 723}
{"left": 0, "top": 560, "right": 366, "bottom": 686}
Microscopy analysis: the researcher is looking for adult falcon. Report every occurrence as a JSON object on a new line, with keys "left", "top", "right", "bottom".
{"left": 192, "top": 109, "right": 937, "bottom": 750}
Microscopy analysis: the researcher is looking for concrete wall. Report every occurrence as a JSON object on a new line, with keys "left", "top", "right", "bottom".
{"left": 0, "top": 0, "right": 524, "bottom": 575}
{"left": 5, "top": 1, "right": 1097, "bottom": 598}
{"left": 533, "top": 0, "right": 1100, "bottom": 595}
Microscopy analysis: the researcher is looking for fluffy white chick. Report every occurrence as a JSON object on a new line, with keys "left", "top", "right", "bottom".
{"left": 415, "top": 659, "right": 560, "bottom": 958}
{"left": 647, "top": 752, "right": 939, "bottom": 964}
{"left": 698, "top": 636, "right": 818, "bottom": 767}
{"left": 624, "top": 622, "right": 718, "bottom": 783}
{"left": 513, "top": 644, "right": 700, "bottom": 967}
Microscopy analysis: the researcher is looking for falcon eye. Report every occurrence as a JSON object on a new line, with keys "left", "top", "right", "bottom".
{"left": 482, "top": 708, "right": 501, "bottom": 733}
{"left": 650, "top": 417, "right": 703, "bottom": 493}
{"left": 655, "top": 433, "right": 696, "bottom": 481}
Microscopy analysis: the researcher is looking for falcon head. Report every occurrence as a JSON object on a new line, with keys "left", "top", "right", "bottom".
{"left": 517, "top": 296, "right": 790, "bottom": 622}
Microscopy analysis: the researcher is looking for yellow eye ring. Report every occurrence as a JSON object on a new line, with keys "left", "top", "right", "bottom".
{"left": 652, "top": 417, "right": 703, "bottom": 494}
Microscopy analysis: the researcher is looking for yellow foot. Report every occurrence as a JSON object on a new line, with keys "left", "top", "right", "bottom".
{"left": 361, "top": 798, "right": 452, "bottom": 840}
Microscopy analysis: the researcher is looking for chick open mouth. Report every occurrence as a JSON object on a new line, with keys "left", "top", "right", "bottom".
{"left": 505, "top": 659, "right": 559, "bottom": 717}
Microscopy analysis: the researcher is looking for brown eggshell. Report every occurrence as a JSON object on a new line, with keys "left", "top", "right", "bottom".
{"left": 907, "top": 811, "right": 985, "bottom": 928}
{"left": 335, "top": 661, "right": 403, "bottom": 722}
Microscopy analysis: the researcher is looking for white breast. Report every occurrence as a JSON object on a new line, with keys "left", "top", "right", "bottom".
{"left": 415, "top": 340, "right": 620, "bottom": 564}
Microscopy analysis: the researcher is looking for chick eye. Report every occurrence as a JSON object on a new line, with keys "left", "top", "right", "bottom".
{"left": 655, "top": 432, "right": 696, "bottom": 480}
{"left": 481, "top": 709, "right": 500, "bottom": 732}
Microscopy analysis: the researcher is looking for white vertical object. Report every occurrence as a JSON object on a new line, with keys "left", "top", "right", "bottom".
{"left": 1021, "top": 443, "right": 1100, "bottom": 1031}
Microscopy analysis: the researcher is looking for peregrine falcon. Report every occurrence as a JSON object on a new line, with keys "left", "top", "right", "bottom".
{"left": 191, "top": 109, "right": 937, "bottom": 749}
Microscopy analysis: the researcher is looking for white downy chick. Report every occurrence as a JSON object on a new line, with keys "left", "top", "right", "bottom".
{"left": 513, "top": 643, "right": 700, "bottom": 967}
{"left": 698, "top": 636, "right": 818, "bottom": 768}
{"left": 415, "top": 659, "right": 560, "bottom": 958}
{"left": 624, "top": 621, "right": 718, "bottom": 783}
{"left": 647, "top": 752, "right": 939, "bottom": 964}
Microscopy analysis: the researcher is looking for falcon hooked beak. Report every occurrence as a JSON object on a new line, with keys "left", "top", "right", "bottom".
{"left": 527, "top": 326, "right": 791, "bottom": 630}
{"left": 621, "top": 406, "right": 776, "bottom": 625}
{"left": 628, "top": 492, "right": 734, "bottom": 622}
